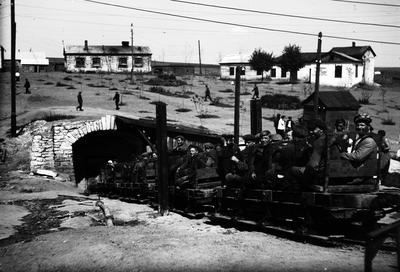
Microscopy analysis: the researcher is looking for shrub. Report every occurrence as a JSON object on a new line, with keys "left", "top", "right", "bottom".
{"left": 382, "top": 117, "right": 396, "bottom": 125}
{"left": 67, "top": 86, "right": 76, "bottom": 89}
{"left": 195, "top": 114, "right": 220, "bottom": 119}
{"left": 175, "top": 108, "right": 192, "bottom": 113}
{"left": 210, "top": 97, "right": 233, "bottom": 108}
{"left": 109, "top": 87, "right": 118, "bottom": 90}
{"left": 63, "top": 76, "right": 73, "bottom": 81}
{"left": 87, "top": 83, "right": 107, "bottom": 88}
{"left": 358, "top": 90, "right": 373, "bottom": 104}
{"left": 44, "top": 82, "right": 54, "bottom": 85}
{"left": 144, "top": 75, "right": 187, "bottom": 87}
{"left": 260, "top": 94, "right": 301, "bottom": 110}
{"left": 218, "top": 88, "right": 234, "bottom": 93}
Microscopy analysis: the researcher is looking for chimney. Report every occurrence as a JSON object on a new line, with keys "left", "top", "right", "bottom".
{"left": 84, "top": 40, "right": 88, "bottom": 51}
{"left": 352, "top": 42, "right": 356, "bottom": 47}
{"left": 121, "top": 41, "right": 129, "bottom": 47}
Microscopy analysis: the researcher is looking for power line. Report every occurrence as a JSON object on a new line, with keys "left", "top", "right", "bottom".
{"left": 331, "top": 0, "right": 400, "bottom": 7}
{"left": 171, "top": 0, "right": 400, "bottom": 29}
{"left": 81, "top": 0, "right": 400, "bottom": 45}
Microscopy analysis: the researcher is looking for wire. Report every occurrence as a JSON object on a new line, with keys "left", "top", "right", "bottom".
{"left": 81, "top": 0, "right": 400, "bottom": 45}
{"left": 171, "top": 0, "right": 400, "bottom": 29}
{"left": 331, "top": 0, "right": 400, "bottom": 7}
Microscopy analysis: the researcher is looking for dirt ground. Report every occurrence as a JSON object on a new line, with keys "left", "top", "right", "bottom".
{"left": 0, "top": 170, "right": 398, "bottom": 272}
{"left": 0, "top": 72, "right": 399, "bottom": 271}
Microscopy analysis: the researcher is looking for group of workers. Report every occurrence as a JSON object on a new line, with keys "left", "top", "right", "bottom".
{"left": 168, "top": 113, "right": 389, "bottom": 191}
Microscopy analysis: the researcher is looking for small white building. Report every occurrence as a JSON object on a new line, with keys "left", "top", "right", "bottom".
{"left": 64, "top": 40, "right": 152, "bottom": 73}
{"left": 16, "top": 51, "right": 49, "bottom": 72}
{"left": 220, "top": 43, "right": 376, "bottom": 87}
{"left": 219, "top": 53, "right": 268, "bottom": 80}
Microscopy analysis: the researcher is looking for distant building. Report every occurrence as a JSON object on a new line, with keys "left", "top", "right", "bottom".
{"left": 48, "top": 57, "right": 65, "bottom": 72}
{"left": 14, "top": 51, "right": 49, "bottom": 72}
{"left": 152, "top": 61, "right": 220, "bottom": 76}
{"left": 302, "top": 90, "right": 360, "bottom": 131}
{"left": 220, "top": 42, "right": 376, "bottom": 87}
{"left": 64, "top": 40, "right": 152, "bottom": 73}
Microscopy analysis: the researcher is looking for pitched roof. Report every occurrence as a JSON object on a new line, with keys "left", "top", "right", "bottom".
{"left": 219, "top": 53, "right": 251, "bottom": 64}
{"left": 64, "top": 45, "right": 151, "bottom": 55}
{"left": 302, "top": 91, "right": 360, "bottom": 110}
{"left": 329, "top": 46, "right": 376, "bottom": 58}
{"left": 16, "top": 51, "right": 49, "bottom": 65}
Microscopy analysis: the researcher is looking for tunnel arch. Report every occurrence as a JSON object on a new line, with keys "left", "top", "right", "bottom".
{"left": 72, "top": 129, "right": 147, "bottom": 183}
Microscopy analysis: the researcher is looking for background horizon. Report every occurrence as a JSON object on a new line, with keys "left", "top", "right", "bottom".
{"left": 1, "top": 0, "right": 399, "bottom": 67}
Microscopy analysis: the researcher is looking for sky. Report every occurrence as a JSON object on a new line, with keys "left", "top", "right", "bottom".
{"left": 0, "top": 0, "right": 399, "bottom": 67}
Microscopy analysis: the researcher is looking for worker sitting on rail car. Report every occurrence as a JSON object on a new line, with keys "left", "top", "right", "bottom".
{"left": 172, "top": 135, "right": 188, "bottom": 155}
{"left": 340, "top": 114, "right": 377, "bottom": 183}
{"left": 330, "top": 118, "right": 351, "bottom": 157}
{"left": 217, "top": 134, "right": 248, "bottom": 188}
{"left": 247, "top": 130, "right": 274, "bottom": 189}
{"left": 289, "top": 119, "right": 327, "bottom": 189}
{"left": 175, "top": 145, "right": 206, "bottom": 189}
{"left": 199, "top": 142, "right": 218, "bottom": 167}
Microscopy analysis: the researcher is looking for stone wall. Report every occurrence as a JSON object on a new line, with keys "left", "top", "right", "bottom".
{"left": 30, "top": 115, "right": 116, "bottom": 178}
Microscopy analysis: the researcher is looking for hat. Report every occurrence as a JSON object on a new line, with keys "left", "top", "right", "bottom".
{"left": 308, "top": 119, "right": 327, "bottom": 131}
{"left": 242, "top": 134, "right": 256, "bottom": 142}
{"left": 222, "top": 134, "right": 234, "bottom": 139}
{"left": 174, "top": 135, "right": 186, "bottom": 141}
{"left": 270, "top": 134, "right": 283, "bottom": 142}
{"left": 260, "top": 130, "right": 271, "bottom": 137}
{"left": 354, "top": 113, "right": 372, "bottom": 125}
{"left": 204, "top": 142, "right": 214, "bottom": 149}
{"left": 335, "top": 118, "right": 346, "bottom": 126}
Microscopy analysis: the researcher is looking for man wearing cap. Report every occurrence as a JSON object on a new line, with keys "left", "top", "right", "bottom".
{"left": 199, "top": 142, "right": 218, "bottom": 167}
{"left": 247, "top": 131, "right": 273, "bottom": 188}
{"left": 340, "top": 113, "right": 377, "bottom": 169}
{"left": 290, "top": 119, "right": 327, "bottom": 187}
{"left": 172, "top": 135, "right": 188, "bottom": 155}
{"left": 217, "top": 134, "right": 247, "bottom": 187}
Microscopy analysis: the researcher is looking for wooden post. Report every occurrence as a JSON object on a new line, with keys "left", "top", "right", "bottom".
{"left": 155, "top": 102, "right": 169, "bottom": 215}
{"left": 314, "top": 32, "right": 322, "bottom": 119}
{"left": 130, "top": 23, "right": 134, "bottom": 84}
{"left": 198, "top": 40, "right": 202, "bottom": 76}
{"left": 10, "top": 0, "right": 16, "bottom": 137}
{"left": 250, "top": 99, "right": 262, "bottom": 135}
{"left": 234, "top": 66, "right": 241, "bottom": 145}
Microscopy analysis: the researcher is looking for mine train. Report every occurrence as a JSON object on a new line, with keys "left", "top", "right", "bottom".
{"left": 90, "top": 132, "right": 399, "bottom": 237}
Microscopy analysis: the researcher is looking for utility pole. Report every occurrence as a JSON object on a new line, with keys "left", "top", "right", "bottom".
{"left": 198, "top": 40, "right": 202, "bottom": 75}
{"left": 130, "top": 23, "right": 134, "bottom": 84}
{"left": 234, "top": 66, "right": 241, "bottom": 145}
{"left": 314, "top": 32, "right": 322, "bottom": 119}
{"left": 10, "top": 0, "right": 16, "bottom": 137}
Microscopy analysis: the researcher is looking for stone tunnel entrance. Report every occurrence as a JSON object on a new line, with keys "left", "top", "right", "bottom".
{"left": 72, "top": 129, "right": 147, "bottom": 183}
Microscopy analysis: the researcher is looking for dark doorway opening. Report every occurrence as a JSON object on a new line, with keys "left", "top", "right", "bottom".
{"left": 72, "top": 129, "right": 147, "bottom": 183}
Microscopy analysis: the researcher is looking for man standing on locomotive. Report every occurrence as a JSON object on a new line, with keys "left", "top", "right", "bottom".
{"left": 340, "top": 113, "right": 377, "bottom": 169}
{"left": 289, "top": 119, "right": 327, "bottom": 188}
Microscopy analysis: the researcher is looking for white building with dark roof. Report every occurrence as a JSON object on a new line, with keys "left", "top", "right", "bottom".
{"left": 64, "top": 40, "right": 152, "bottom": 73}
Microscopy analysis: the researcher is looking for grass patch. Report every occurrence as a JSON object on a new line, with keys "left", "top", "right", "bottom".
{"left": 139, "top": 96, "right": 150, "bottom": 100}
{"left": 196, "top": 114, "right": 220, "bottom": 119}
{"left": 209, "top": 97, "right": 233, "bottom": 108}
{"left": 27, "top": 95, "right": 52, "bottom": 103}
{"left": 63, "top": 76, "right": 73, "bottom": 81}
{"left": 219, "top": 88, "right": 234, "bottom": 93}
{"left": 138, "top": 110, "right": 150, "bottom": 113}
{"left": 55, "top": 82, "right": 71, "bottom": 87}
{"left": 67, "top": 86, "right": 76, "bottom": 89}
{"left": 121, "top": 90, "right": 134, "bottom": 95}
{"left": 87, "top": 83, "right": 107, "bottom": 88}
{"left": 144, "top": 74, "right": 187, "bottom": 87}
{"left": 175, "top": 108, "right": 192, "bottom": 113}
{"left": 109, "top": 87, "right": 118, "bottom": 90}
{"left": 260, "top": 94, "right": 301, "bottom": 110}
{"left": 44, "top": 82, "right": 54, "bottom": 85}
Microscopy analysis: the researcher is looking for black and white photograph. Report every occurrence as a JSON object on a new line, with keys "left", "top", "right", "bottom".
{"left": 0, "top": 0, "right": 399, "bottom": 271}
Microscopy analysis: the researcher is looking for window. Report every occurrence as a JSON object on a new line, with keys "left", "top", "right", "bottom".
{"left": 240, "top": 67, "right": 246, "bottom": 75}
{"left": 355, "top": 65, "right": 358, "bottom": 78}
{"left": 75, "top": 57, "right": 85, "bottom": 68}
{"left": 119, "top": 57, "right": 128, "bottom": 68}
{"left": 335, "top": 65, "right": 342, "bottom": 78}
{"left": 134, "top": 57, "right": 143, "bottom": 67}
{"left": 257, "top": 70, "right": 262, "bottom": 76}
{"left": 281, "top": 69, "right": 286, "bottom": 78}
{"left": 229, "top": 67, "right": 235, "bottom": 76}
{"left": 92, "top": 57, "right": 101, "bottom": 68}
{"left": 271, "top": 68, "right": 276, "bottom": 78}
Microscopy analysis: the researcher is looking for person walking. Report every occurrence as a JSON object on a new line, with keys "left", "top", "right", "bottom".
{"left": 273, "top": 113, "right": 281, "bottom": 134}
{"left": 76, "top": 91, "right": 83, "bottom": 111}
{"left": 277, "top": 115, "right": 286, "bottom": 138}
{"left": 24, "top": 78, "right": 31, "bottom": 94}
{"left": 113, "top": 91, "right": 120, "bottom": 110}
{"left": 251, "top": 84, "right": 259, "bottom": 99}
{"left": 204, "top": 85, "right": 213, "bottom": 102}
